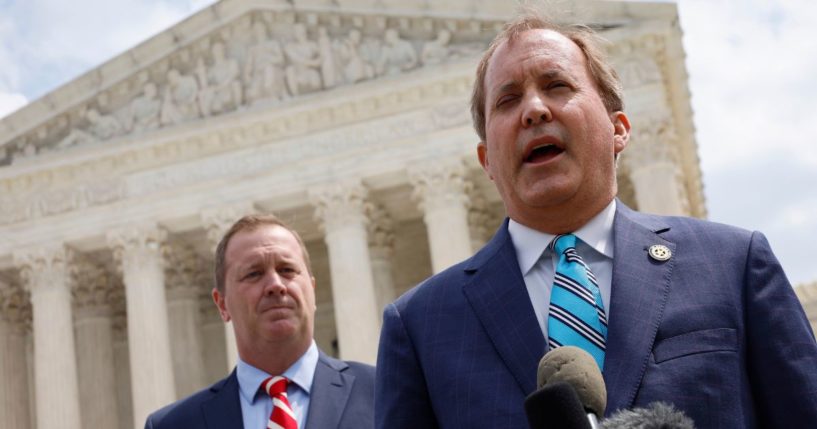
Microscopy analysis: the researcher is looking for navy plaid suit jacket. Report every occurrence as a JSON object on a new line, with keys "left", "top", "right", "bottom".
{"left": 375, "top": 201, "right": 817, "bottom": 428}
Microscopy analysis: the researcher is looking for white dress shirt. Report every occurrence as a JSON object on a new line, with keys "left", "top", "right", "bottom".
{"left": 507, "top": 200, "right": 616, "bottom": 343}
{"left": 236, "top": 340, "right": 319, "bottom": 429}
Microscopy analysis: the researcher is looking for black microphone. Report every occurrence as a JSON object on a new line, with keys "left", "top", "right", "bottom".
{"left": 525, "top": 381, "right": 592, "bottom": 429}
{"left": 602, "top": 402, "right": 696, "bottom": 429}
{"left": 525, "top": 346, "right": 606, "bottom": 429}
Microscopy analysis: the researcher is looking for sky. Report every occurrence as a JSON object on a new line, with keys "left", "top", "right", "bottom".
{"left": 0, "top": 0, "right": 815, "bottom": 286}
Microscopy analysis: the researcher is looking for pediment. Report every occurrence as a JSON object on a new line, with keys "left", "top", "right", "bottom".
{"left": 0, "top": 1, "right": 513, "bottom": 167}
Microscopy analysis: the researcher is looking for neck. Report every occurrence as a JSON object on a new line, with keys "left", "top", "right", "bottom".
{"left": 239, "top": 338, "right": 311, "bottom": 376}
{"left": 513, "top": 195, "right": 614, "bottom": 235}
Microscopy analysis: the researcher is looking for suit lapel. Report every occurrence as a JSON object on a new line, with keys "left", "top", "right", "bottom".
{"left": 304, "top": 352, "right": 353, "bottom": 429}
{"left": 462, "top": 220, "right": 546, "bottom": 395}
{"left": 602, "top": 203, "right": 675, "bottom": 414}
{"left": 201, "top": 370, "right": 245, "bottom": 429}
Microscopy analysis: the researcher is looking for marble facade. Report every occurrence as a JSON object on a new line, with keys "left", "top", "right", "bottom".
{"left": 0, "top": 1, "right": 717, "bottom": 428}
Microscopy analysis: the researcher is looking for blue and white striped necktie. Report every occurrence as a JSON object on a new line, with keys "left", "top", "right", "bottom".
{"left": 547, "top": 233, "right": 608, "bottom": 370}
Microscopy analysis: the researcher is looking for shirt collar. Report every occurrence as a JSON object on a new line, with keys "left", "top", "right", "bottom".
{"left": 236, "top": 340, "right": 319, "bottom": 404}
{"left": 508, "top": 199, "right": 616, "bottom": 275}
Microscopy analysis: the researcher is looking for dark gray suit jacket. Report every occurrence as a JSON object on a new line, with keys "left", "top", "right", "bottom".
{"left": 146, "top": 350, "right": 374, "bottom": 429}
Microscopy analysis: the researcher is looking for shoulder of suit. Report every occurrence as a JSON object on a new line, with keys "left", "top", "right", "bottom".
{"left": 645, "top": 212, "right": 754, "bottom": 242}
{"left": 319, "top": 351, "right": 375, "bottom": 377}
{"left": 144, "top": 374, "right": 233, "bottom": 426}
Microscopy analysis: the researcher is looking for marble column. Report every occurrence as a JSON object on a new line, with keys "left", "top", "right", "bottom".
{"left": 367, "top": 204, "right": 397, "bottom": 316}
{"left": 621, "top": 118, "right": 688, "bottom": 216}
{"left": 0, "top": 280, "right": 32, "bottom": 429}
{"left": 111, "top": 308, "right": 134, "bottom": 429}
{"left": 14, "top": 246, "right": 82, "bottom": 429}
{"left": 409, "top": 160, "right": 473, "bottom": 273}
{"left": 108, "top": 225, "right": 175, "bottom": 429}
{"left": 310, "top": 182, "right": 380, "bottom": 363}
{"left": 165, "top": 244, "right": 207, "bottom": 397}
{"left": 70, "top": 259, "right": 119, "bottom": 429}
{"left": 202, "top": 203, "right": 255, "bottom": 371}
{"left": 200, "top": 293, "right": 228, "bottom": 383}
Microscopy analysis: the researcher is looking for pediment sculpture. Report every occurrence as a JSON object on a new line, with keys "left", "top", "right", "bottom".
{"left": 1, "top": 11, "right": 488, "bottom": 167}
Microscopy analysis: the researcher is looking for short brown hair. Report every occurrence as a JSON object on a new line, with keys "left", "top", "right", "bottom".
{"left": 470, "top": 10, "right": 624, "bottom": 142}
{"left": 213, "top": 214, "right": 312, "bottom": 292}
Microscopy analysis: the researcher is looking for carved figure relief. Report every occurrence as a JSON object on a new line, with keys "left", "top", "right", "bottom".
{"left": 421, "top": 29, "right": 452, "bottom": 65}
{"left": 126, "top": 82, "right": 161, "bottom": 132}
{"left": 196, "top": 42, "right": 243, "bottom": 116}
{"left": 161, "top": 68, "right": 201, "bottom": 125}
{"left": 6, "top": 13, "right": 493, "bottom": 160}
{"left": 244, "top": 22, "right": 288, "bottom": 104}
{"left": 377, "top": 28, "right": 418, "bottom": 76}
{"left": 56, "top": 108, "right": 123, "bottom": 149}
{"left": 285, "top": 23, "right": 323, "bottom": 96}
{"left": 335, "top": 29, "right": 375, "bottom": 84}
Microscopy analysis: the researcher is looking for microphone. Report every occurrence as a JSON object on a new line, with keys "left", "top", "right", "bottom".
{"left": 525, "top": 346, "right": 606, "bottom": 429}
{"left": 525, "top": 381, "right": 592, "bottom": 429}
{"left": 601, "top": 402, "right": 696, "bottom": 429}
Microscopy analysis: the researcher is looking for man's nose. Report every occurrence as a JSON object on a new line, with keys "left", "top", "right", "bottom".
{"left": 521, "top": 94, "right": 552, "bottom": 127}
{"left": 263, "top": 272, "right": 287, "bottom": 295}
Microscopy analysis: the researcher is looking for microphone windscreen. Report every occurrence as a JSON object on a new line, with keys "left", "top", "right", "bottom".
{"left": 525, "top": 381, "right": 591, "bottom": 429}
{"left": 601, "top": 402, "right": 696, "bottom": 429}
{"left": 537, "top": 346, "right": 606, "bottom": 417}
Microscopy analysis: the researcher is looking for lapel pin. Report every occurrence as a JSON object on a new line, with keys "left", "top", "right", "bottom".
{"left": 648, "top": 244, "right": 672, "bottom": 261}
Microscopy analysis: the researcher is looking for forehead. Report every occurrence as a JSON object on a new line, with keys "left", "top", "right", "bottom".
{"left": 485, "top": 29, "right": 586, "bottom": 89}
{"left": 225, "top": 225, "right": 303, "bottom": 264}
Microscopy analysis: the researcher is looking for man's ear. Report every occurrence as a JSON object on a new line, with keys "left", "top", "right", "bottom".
{"left": 477, "top": 141, "right": 493, "bottom": 180}
{"left": 611, "top": 111, "right": 631, "bottom": 155}
{"left": 212, "top": 288, "right": 231, "bottom": 322}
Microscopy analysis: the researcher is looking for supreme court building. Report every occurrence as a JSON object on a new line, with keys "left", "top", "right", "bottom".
{"left": 0, "top": 0, "right": 772, "bottom": 428}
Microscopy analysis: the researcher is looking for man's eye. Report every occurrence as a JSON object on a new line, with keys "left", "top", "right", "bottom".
{"left": 547, "top": 81, "right": 569, "bottom": 90}
{"left": 243, "top": 271, "right": 261, "bottom": 280}
{"left": 495, "top": 94, "right": 518, "bottom": 107}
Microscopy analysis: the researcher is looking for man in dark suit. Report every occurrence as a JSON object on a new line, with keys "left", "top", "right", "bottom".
{"left": 375, "top": 11, "right": 817, "bottom": 429}
{"left": 146, "top": 214, "right": 374, "bottom": 429}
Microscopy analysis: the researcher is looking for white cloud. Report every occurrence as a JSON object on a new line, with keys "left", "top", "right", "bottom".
{"left": 0, "top": 0, "right": 217, "bottom": 100}
{"left": 678, "top": 0, "right": 817, "bottom": 170}
{"left": 0, "top": 92, "right": 28, "bottom": 119}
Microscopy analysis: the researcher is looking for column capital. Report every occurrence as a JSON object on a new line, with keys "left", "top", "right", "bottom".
{"left": 0, "top": 279, "right": 32, "bottom": 333}
{"left": 408, "top": 159, "right": 472, "bottom": 212}
{"left": 165, "top": 243, "right": 208, "bottom": 299}
{"left": 367, "top": 204, "right": 395, "bottom": 258}
{"left": 107, "top": 223, "right": 168, "bottom": 272}
{"left": 69, "top": 255, "right": 115, "bottom": 317}
{"left": 13, "top": 244, "right": 70, "bottom": 294}
{"left": 309, "top": 181, "right": 371, "bottom": 233}
{"left": 201, "top": 202, "right": 257, "bottom": 252}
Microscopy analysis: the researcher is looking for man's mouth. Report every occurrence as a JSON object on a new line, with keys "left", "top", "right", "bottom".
{"left": 525, "top": 143, "right": 564, "bottom": 164}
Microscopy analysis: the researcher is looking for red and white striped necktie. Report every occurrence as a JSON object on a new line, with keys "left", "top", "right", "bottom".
{"left": 261, "top": 376, "right": 298, "bottom": 429}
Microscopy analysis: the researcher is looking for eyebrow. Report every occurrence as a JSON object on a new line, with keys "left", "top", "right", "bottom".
{"left": 493, "top": 70, "right": 570, "bottom": 96}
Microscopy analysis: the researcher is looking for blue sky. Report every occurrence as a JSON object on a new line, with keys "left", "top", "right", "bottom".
{"left": 1, "top": 0, "right": 815, "bottom": 286}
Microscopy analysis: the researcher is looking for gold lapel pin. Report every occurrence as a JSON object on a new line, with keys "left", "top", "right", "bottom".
{"left": 648, "top": 244, "right": 672, "bottom": 261}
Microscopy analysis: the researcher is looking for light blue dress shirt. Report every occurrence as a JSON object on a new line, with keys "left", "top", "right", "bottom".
{"left": 508, "top": 199, "right": 616, "bottom": 344}
{"left": 236, "top": 341, "right": 319, "bottom": 429}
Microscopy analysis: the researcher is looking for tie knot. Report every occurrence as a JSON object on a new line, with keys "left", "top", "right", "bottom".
{"left": 261, "top": 376, "right": 289, "bottom": 397}
{"left": 551, "top": 234, "right": 577, "bottom": 255}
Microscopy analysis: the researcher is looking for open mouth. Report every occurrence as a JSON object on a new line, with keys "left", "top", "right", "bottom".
{"left": 525, "top": 144, "right": 564, "bottom": 163}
